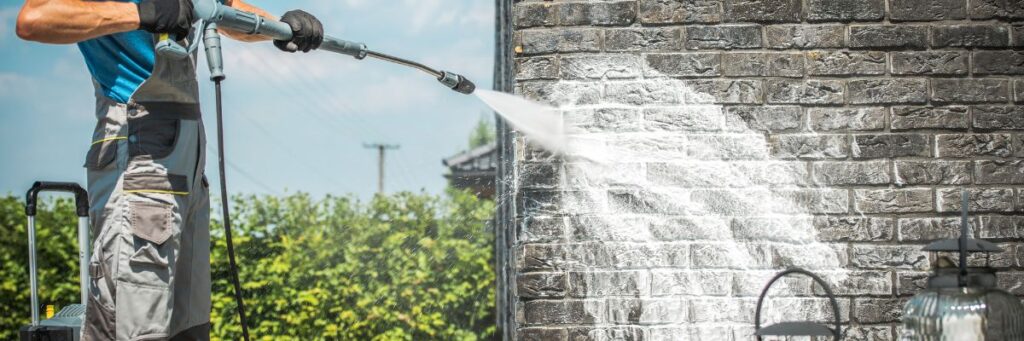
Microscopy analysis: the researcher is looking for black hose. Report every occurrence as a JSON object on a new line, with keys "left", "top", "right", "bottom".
{"left": 215, "top": 81, "right": 252, "bottom": 341}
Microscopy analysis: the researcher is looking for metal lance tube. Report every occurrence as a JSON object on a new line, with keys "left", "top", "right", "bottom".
{"left": 959, "top": 189, "right": 969, "bottom": 287}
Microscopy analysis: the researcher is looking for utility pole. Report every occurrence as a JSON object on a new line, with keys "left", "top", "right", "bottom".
{"left": 363, "top": 143, "right": 400, "bottom": 194}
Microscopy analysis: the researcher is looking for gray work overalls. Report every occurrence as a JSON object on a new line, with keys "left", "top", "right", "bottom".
{"left": 81, "top": 33, "right": 211, "bottom": 341}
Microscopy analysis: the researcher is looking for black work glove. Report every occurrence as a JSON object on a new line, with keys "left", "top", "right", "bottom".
{"left": 274, "top": 10, "right": 324, "bottom": 53}
{"left": 137, "top": 0, "right": 194, "bottom": 38}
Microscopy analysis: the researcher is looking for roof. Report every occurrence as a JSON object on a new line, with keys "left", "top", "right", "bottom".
{"left": 443, "top": 143, "right": 498, "bottom": 175}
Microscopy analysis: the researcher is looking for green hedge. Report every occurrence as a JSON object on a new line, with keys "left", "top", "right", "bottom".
{"left": 0, "top": 190, "right": 495, "bottom": 340}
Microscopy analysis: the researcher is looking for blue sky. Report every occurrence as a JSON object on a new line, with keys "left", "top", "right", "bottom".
{"left": 0, "top": 0, "right": 495, "bottom": 199}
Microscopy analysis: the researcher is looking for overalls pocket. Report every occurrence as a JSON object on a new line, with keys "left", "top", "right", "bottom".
{"left": 128, "top": 117, "right": 180, "bottom": 161}
{"left": 84, "top": 136, "right": 121, "bottom": 170}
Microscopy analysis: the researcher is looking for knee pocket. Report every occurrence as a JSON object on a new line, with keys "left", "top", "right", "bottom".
{"left": 122, "top": 199, "right": 180, "bottom": 287}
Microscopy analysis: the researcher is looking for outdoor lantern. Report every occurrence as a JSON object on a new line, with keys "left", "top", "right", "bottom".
{"left": 901, "top": 190, "right": 1024, "bottom": 340}
{"left": 754, "top": 268, "right": 842, "bottom": 341}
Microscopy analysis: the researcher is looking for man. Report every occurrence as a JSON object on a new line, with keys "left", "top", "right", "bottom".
{"left": 16, "top": 0, "right": 323, "bottom": 339}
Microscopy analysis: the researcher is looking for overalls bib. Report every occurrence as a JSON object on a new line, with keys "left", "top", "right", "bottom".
{"left": 82, "top": 33, "right": 211, "bottom": 341}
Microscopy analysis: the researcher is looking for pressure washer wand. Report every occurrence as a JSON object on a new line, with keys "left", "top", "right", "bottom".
{"left": 158, "top": 0, "right": 476, "bottom": 93}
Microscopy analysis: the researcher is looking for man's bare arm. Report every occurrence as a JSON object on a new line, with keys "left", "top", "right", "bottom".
{"left": 219, "top": 0, "right": 274, "bottom": 42}
{"left": 16, "top": 0, "right": 140, "bottom": 44}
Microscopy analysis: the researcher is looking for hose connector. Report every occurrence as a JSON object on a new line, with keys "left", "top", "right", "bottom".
{"left": 438, "top": 71, "right": 476, "bottom": 95}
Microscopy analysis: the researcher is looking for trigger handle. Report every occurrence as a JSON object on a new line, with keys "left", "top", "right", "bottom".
{"left": 156, "top": 33, "right": 190, "bottom": 59}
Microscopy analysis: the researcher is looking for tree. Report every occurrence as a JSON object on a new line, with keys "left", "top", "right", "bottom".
{"left": 0, "top": 190, "right": 495, "bottom": 340}
{"left": 468, "top": 115, "right": 495, "bottom": 149}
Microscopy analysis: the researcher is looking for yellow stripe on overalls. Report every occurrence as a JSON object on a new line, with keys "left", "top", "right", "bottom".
{"left": 91, "top": 136, "right": 127, "bottom": 145}
{"left": 124, "top": 190, "right": 190, "bottom": 196}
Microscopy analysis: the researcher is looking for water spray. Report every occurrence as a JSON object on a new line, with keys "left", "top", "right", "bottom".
{"left": 155, "top": 1, "right": 477, "bottom": 339}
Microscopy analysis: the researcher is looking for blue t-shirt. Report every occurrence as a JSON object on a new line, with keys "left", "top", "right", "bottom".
{"left": 77, "top": 2, "right": 155, "bottom": 104}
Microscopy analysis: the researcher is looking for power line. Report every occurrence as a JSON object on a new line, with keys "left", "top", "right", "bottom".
{"left": 363, "top": 143, "right": 400, "bottom": 194}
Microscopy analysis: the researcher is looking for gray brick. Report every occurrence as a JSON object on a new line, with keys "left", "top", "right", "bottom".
{"left": 521, "top": 216, "right": 568, "bottom": 243}
{"left": 977, "top": 160, "right": 1024, "bottom": 184}
{"left": 892, "top": 106, "right": 970, "bottom": 130}
{"left": 644, "top": 53, "right": 720, "bottom": 77}
{"left": 520, "top": 81, "right": 602, "bottom": 106}
{"left": 686, "top": 134, "right": 770, "bottom": 159}
{"left": 898, "top": 217, "right": 968, "bottom": 241}
{"left": 845, "top": 326, "right": 896, "bottom": 341}
{"left": 518, "top": 273, "right": 568, "bottom": 298}
{"left": 723, "top": 0, "right": 801, "bottom": 22}
{"left": 652, "top": 270, "right": 732, "bottom": 296}
{"left": 522, "top": 244, "right": 568, "bottom": 271}
{"left": 936, "top": 134, "right": 1013, "bottom": 158}
{"left": 770, "top": 134, "right": 849, "bottom": 159}
{"left": 605, "top": 27, "right": 680, "bottom": 52}
{"left": 970, "top": 0, "right": 1024, "bottom": 19}
{"left": 1016, "top": 80, "right": 1024, "bottom": 103}
{"left": 1013, "top": 25, "right": 1024, "bottom": 46}
{"left": 685, "top": 79, "right": 763, "bottom": 104}
{"left": 515, "top": 3, "right": 557, "bottom": 28}
{"left": 938, "top": 188, "right": 1016, "bottom": 213}
{"left": 565, "top": 108, "right": 642, "bottom": 133}
{"left": 766, "top": 53, "right": 805, "bottom": 77}
{"left": 808, "top": 107, "right": 886, "bottom": 132}
{"left": 604, "top": 81, "right": 682, "bottom": 105}
{"left": 813, "top": 160, "right": 892, "bottom": 185}
{"left": 643, "top": 106, "right": 723, "bottom": 132}
{"left": 726, "top": 106, "right": 802, "bottom": 132}
{"left": 570, "top": 326, "right": 647, "bottom": 340}
{"left": 721, "top": 52, "right": 766, "bottom": 76}
{"left": 851, "top": 244, "right": 930, "bottom": 269}
{"left": 848, "top": 79, "right": 928, "bottom": 104}
{"left": 689, "top": 298, "right": 759, "bottom": 323}
{"left": 854, "top": 189, "right": 935, "bottom": 214}
{"left": 765, "top": 25, "right": 845, "bottom": 49}
{"left": 734, "top": 271, "right": 813, "bottom": 296}
{"left": 974, "top": 106, "right": 1024, "bottom": 129}
{"left": 891, "top": 51, "right": 969, "bottom": 75}
{"left": 819, "top": 271, "right": 893, "bottom": 296}
{"left": 932, "top": 25, "right": 1010, "bottom": 47}
{"left": 767, "top": 79, "right": 844, "bottom": 104}
{"left": 524, "top": 300, "right": 604, "bottom": 325}
{"left": 974, "top": 51, "right": 1024, "bottom": 75}
{"left": 732, "top": 216, "right": 817, "bottom": 242}
{"left": 806, "top": 51, "right": 886, "bottom": 76}
{"left": 648, "top": 216, "right": 733, "bottom": 241}
{"left": 568, "top": 271, "right": 649, "bottom": 297}
{"left": 806, "top": 0, "right": 885, "bottom": 21}
{"left": 979, "top": 216, "right": 1023, "bottom": 239}
{"left": 1016, "top": 134, "right": 1024, "bottom": 157}
{"left": 521, "top": 328, "right": 568, "bottom": 341}
{"left": 998, "top": 272, "right": 1024, "bottom": 295}
{"left": 775, "top": 189, "right": 851, "bottom": 214}
{"left": 684, "top": 25, "right": 762, "bottom": 50}
{"left": 855, "top": 298, "right": 907, "bottom": 323}
{"left": 850, "top": 25, "right": 929, "bottom": 49}
{"left": 895, "top": 161, "right": 972, "bottom": 185}
{"left": 516, "top": 57, "right": 559, "bottom": 80}
{"left": 560, "top": 55, "right": 641, "bottom": 80}
{"left": 853, "top": 134, "right": 932, "bottom": 158}
{"left": 897, "top": 272, "right": 931, "bottom": 295}
{"left": 931, "top": 79, "right": 1009, "bottom": 104}
{"left": 638, "top": 0, "right": 722, "bottom": 24}
{"left": 814, "top": 216, "right": 894, "bottom": 242}
{"left": 558, "top": 1, "right": 637, "bottom": 26}
{"left": 890, "top": 0, "right": 967, "bottom": 21}
{"left": 519, "top": 28, "right": 602, "bottom": 55}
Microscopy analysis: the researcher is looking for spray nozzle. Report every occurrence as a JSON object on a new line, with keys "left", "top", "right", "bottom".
{"left": 438, "top": 71, "right": 476, "bottom": 95}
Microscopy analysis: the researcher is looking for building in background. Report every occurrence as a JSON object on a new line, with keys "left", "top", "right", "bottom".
{"left": 443, "top": 143, "right": 498, "bottom": 199}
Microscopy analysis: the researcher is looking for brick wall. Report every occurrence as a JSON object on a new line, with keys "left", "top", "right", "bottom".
{"left": 501, "top": 0, "right": 1023, "bottom": 340}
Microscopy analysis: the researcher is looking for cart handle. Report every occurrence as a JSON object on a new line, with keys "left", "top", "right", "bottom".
{"left": 26, "top": 182, "right": 89, "bottom": 217}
